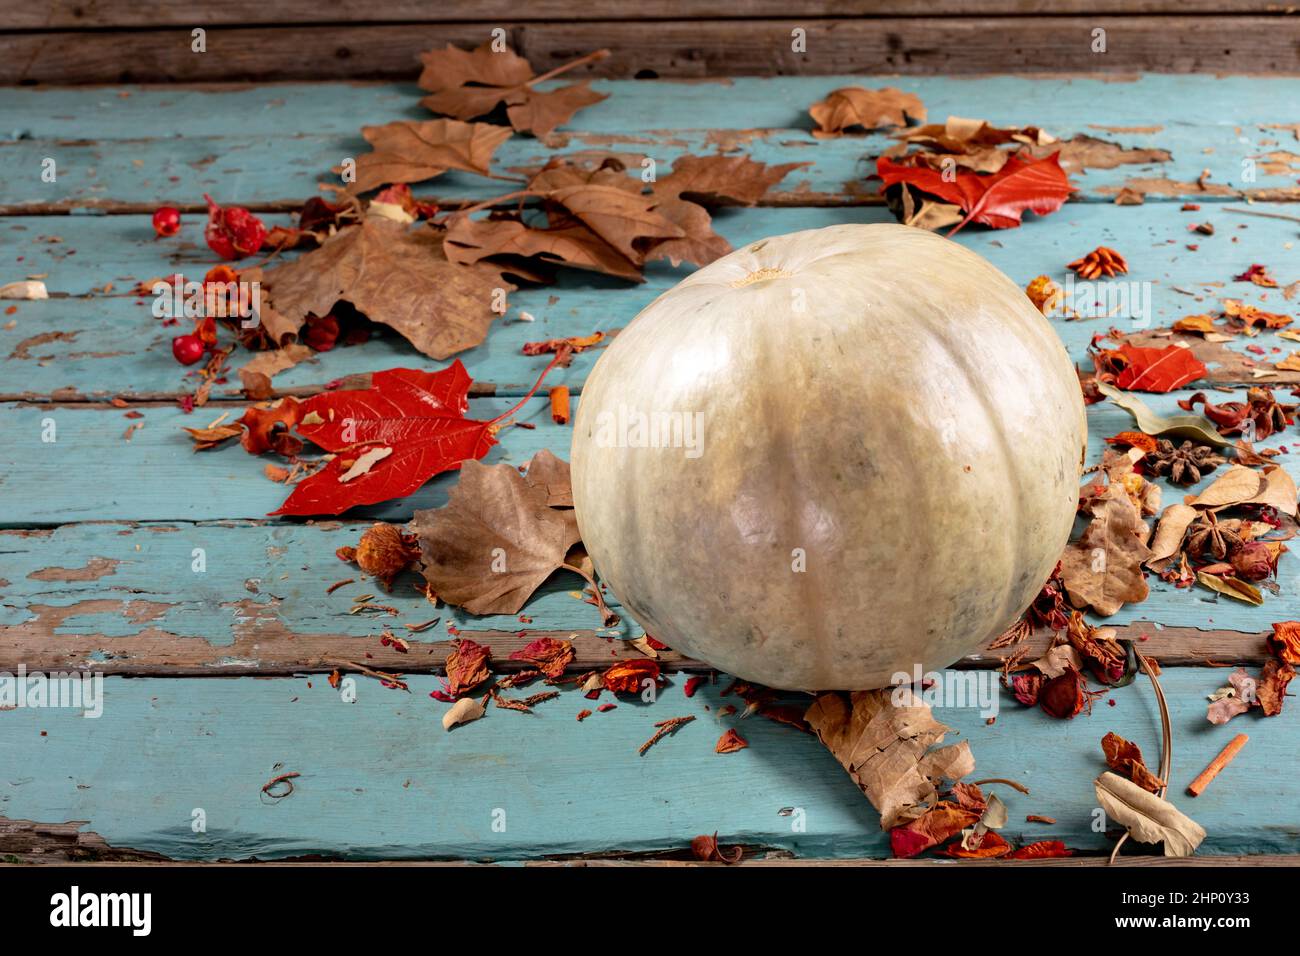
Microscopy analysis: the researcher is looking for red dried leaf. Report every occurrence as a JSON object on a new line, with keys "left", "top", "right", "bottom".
{"left": 237, "top": 399, "right": 303, "bottom": 456}
{"left": 269, "top": 361, "right": 496, "bottom": 516}
{"left": 690, "top": 832, "right": 743, "bottom": 864}
{"left": 1112, "top": 343, "right": 1208, "bottom": 392}
{"left": 508, "top": 637, "right": 575, "bottom": 679}
{"left": 949, "top": 152, "right": 1072, "bottom": 235}
{"left": 443, "top": 638, "right": 492, "bottom": 697}
{"left": 943, "top": 830, "right": 1012, "bottom": 859}
{"left": 1008, "top": 840, "right": 1075, "bottom": 860}
{"left": 715, "top": 729, "right": 748, "bottom": 754}
{"left": 602, "top": 658, "right": 662, "bottom": 694}
{"left": 889, "top": 804, "right": 981, "bottom": 859}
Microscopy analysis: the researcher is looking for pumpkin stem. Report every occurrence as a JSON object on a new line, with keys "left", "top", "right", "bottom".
{"left": 562, "top": 562, "right": 621, "bottom": 628}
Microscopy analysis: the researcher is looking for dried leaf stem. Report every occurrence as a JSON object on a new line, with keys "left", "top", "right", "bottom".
{"left": 1108, "top": 650, "right": 1171, "bottom": 864}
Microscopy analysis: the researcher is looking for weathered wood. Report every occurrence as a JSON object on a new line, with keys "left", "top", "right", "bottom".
{"left": 8, "top": 120, "right": 1299, "bottom": 215}
{"left": 3, "top": 18, "right": 1300, "bottom": 84}
{"left": 0, "top": 816, "right": 166, "bottom": 862}
{"left": 0, "top": 669, "right": 1291, "bottom": 861}
{"left": 0, "top": 521, "right": 1277, "bottom": 675}
{"left": 7, "top": 74, "right": 1299, "bottom": 141}
{"left": 2, "top": 1, "right": 1283, "bottom": 30}
{"left": 3, "top": 201, "right": 1296, "bottom": 403}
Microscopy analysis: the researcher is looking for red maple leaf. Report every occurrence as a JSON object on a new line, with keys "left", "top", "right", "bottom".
{"left": 269, "top": 358, "right": 557, "bottom": 516}
{"left": 1112, "top": 342, "right": 1208, "bottom": 392}
{"left": 876, "top": 152, "right": 1072, "bottom": 235}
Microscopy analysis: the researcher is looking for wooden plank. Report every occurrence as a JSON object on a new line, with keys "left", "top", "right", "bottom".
{"left": 2, "top": 1, "right": 1283, "bottom": 30}
{"left": 0, "top": 520, "right": 1274, "bottom": 676}
{"left": 0, "top": 388, "right": 1294, "bottom": 671}
{"left": 8, "top": 120, "right": 1300, "bottom": 215}
{"left": 3, "top": 18, "right": 1300, "bottom": 84}
{"left": 3, "top": 202, "right": 1297, "bottom": 402}
{"left": 0, "top": 668, "right": 1292, "bottom": 860}
{"left": 6, "top": 74, "right": 1298, "bottom": 141}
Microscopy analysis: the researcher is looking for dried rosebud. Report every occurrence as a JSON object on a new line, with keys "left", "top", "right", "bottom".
{"left": 1231, "top": 541, "right": 1274, "bottom": 582}
{"left": 350, "top": 522, "right": 421, "bottom": 591}
{"left": 1011, "top": 672, "right": 1042, "bottom": 707}
{"left": 1039, "top": 668, "right": 1088, "bottom": 719}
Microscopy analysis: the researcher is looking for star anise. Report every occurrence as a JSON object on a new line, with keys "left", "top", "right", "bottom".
{"left": 1067, "top": 246, "right": 1128, "bottom": 279}
{"left": 1146, "top": 439, "right": 1226, "bottom": 486}
{"left": 1185, "top": 511, "right": 1244, "bottom": 561}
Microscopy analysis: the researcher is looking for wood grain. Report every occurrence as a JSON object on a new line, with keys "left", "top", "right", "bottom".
{"left": 3, "top": 18, "right": 1299, "bottom": 84}
{"left": 0, "top": 669, "right": 1292, "bottom": 861}
{"left": 2, "top": 1, "right": 1285, "bottom": 30}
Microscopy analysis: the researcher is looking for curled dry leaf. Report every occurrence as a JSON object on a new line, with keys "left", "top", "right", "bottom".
{"left": 715, "top": 729, "right": 748, "bottom": 754}
{"left": 1147, "top": 503, "right": 1199, "bottom": 567}
{"left": 1188, "top": 465, "right": 1262, "bottom": 509}
{"left": 1059, "top": 482, "right": 1152, "bottom": 617}
{"left": 1102, "top": 731, "right": 1165, "bottom": 793}
{"left": 690, "top": 832, "right": 743, "bottom": 864}
{"left": 809, "top": 86, "right": 926, "bottom": 136}
{"left": 1097, "top": 383, "right": 1229, "bottom": 448}
{"left": 805, "top": 688, "right": 972, "bottom": 830}
{"left": 1094, "top": 771, "right": 1206, "bottom": 857}
{"left": 263, "top": 217, "right": 513, "bottom": 360}
{"left": 890, "top": 804, "right": 981, "bottom": 859}
{"left": 508, "top": 636, "right": 575, "bottom": 679}
{"left": 443, "top": 638, "right": 492, "bottom": 697}
{"left": 442, "top": 695, "right": 486, "bottom": 731}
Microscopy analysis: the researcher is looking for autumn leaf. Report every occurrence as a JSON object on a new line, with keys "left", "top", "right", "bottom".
{"left": 1097, "top": 383, "right": 1229, "bottom": 447}
{"left": 715, "top": 729, "right": 748, "bottom": 754}
{"left": 269, "top": 361, "right": 495, "bottom": 516}
{"left": 1102, "top": 732, "right": 1165, "bottom": 793}
{"left": 349, "top": 119, "right": 514, "bottom": 194}
{"left": 809, "top": 86, "right": 926, "bottom": 136}
{"left": 1094, "top": 772, "right": 1206, "bottom": 857}
{"left": 948, "top": 152, "right": 1073, "bottom": 235}
{"left": 445, "top": 216, "right": 643, "bottom": 282}
{"left": 418, "top": 42, "right": 609, "bottom": 136}
{"left": 1008, "top": 840, "right": 1074, "bottom": 860}
{"left": 412, "top": 456, "right": 585, "bottom": 616}
{"left": 442, "top": 638, "right": 493, "bottom": 698}
{"left": 654, "top": 155, "right": 807, "bottom": 206}
{"left": 890, "top": 804, "right": 980, "bottom": 859}
{"left": 805, "top": 688, "right": 973, "bottom": 829}
{"left": 263, "top": 217, "right": 512, "bottom": 360}
{"left": 1111, "top": 342, "right": 1208, "bottom": 392}
{"left": 1059, "top": 482, "right": 1152, "bottom": 616}
{"left": 523, "top": 448, "right": 573, "bottom": 507}
{"left": 600, "top": 658, "right": 661, "bottom": 694}
{"left": 508, "top": 636, "right": 575, "bottom": 679}
{"left": 942, "top": 829, "right": 1012, "bottom": 859}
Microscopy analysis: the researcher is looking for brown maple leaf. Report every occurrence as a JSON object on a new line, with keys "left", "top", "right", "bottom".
{"left": 809, "top": 86, "right": 926, "bottom": 137}
{"left": 349, "top": 118, "right": 514, "bottom": 194}
{"left": 654, "top": 154, "right": 807, "bottom": 206}
{"left": 445, "top": 216, "right": 643, "bottom": 282}
{"left": 1101, "top": 731, "right": 1165, "bottom": 793}
{"left": 412, "top": 454, "right": 584, "bottom": 615}
{"left": 418, "top": 42, "right": 610, "bottom": 137}
{"left": 262, "top": 216, "right": 513, "bottom": 360}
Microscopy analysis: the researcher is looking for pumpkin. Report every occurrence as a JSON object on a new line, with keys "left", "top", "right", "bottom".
{"left": 570, "top": 223, "right": 1086, "bottom": 690}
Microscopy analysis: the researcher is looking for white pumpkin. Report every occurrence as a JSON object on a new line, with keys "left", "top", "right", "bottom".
{"left": 571, "top": 223, "right": 1085, "bottom": 690}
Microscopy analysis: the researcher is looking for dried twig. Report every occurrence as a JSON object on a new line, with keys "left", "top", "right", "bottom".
{"left": 638, "top": 715, "right": 696, "bottom": 756}
{"left": 1108, "top": 651, "right": 1170, "bottom": 864}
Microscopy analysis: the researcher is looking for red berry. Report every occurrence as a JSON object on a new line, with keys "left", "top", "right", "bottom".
{"left": 152, "top": 206, "right": 182, "bottom": 238}
{"left": 172, "top": 334, "right": 205, "bottom": 366}
{"left": 203, "top": 193, "right": 267, "bottom": 260}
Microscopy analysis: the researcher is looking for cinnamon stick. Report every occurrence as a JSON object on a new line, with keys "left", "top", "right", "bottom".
{"left": 1187, "top": 733, "right": 1248, "bottom": 796}
{"left": 550, "top": 385, "right": 571, "bottom": 425}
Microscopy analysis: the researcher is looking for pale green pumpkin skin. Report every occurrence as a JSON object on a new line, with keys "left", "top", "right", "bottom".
{"left": 571, "top": 223, "right": 1086, "bottom": 691}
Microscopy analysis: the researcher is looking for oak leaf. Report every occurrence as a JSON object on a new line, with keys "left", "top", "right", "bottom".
{"left": 262, "top": 217, "right": 512, "bottom": 360}
{"left": 654, "top": 154, "right": 807, "bottom": 206}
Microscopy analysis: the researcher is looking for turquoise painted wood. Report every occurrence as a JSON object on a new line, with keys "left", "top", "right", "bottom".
{"left": 0, "top": 669, "right": 1291, "bottom": 860}
{"left": 4, "top": 75, "right": 1298, "bottom": 140}
{"left": 3, "top": 202, "right": 1297, "bottom": 400}
{"left": 2, "top": 389, "right": 1298, "bottom": 642}
{"left": 3, "top": 73, "right": 1300, "bottom": 861}
{"left": 2, "top": 123, "right": 1290, "bottom": 211}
